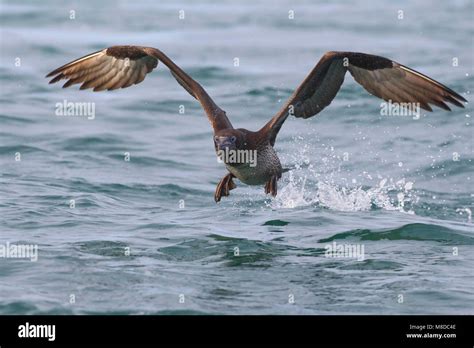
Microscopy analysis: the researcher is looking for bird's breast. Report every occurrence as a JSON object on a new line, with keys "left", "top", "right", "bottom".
{"left": 224, "top": 145, "right": 282, "bottom": 185}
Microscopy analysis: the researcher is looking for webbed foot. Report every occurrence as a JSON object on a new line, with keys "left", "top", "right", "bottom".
{"left": 264, "top": 175, "right": 279, "bottom": 197}
{"left": 214, "top": 173, "right": 236, "bottom": 202}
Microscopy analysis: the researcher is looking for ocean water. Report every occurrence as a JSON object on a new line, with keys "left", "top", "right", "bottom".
{"left": 0, "top": 0, "right": 473, "bottom": 315}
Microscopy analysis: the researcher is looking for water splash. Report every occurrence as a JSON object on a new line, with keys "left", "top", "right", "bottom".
{"left": 269, "top": 171, "right": 317, "bottom": 209}
{"left": 271, "top": 136, "right": 417, "bottom": 212}
{"left": 271, "top": 173, "right": 417, "bottom": 213}
{"left": 316, "top": 178, "right": 416, "bottom": 212}
{"left": 456, "top": 207, "right": 472, "bottom": 223}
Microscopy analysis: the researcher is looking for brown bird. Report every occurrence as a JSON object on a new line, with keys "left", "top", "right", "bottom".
{"left": 46, "top": 46, "right": 466, "bottom": 202}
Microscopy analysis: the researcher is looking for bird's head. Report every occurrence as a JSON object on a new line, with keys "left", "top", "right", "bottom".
{"left": 213, "top": 129, "right": 245, "bottom": 152}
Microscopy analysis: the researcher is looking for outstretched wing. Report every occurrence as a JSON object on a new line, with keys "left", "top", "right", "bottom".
{"left": 46, "top": 45, "right": 232, "bottom": 131}
{"left": 262, "top": 51, "right": 466, "bottom": 145}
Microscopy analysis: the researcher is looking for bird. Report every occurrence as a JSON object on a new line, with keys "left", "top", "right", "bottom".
{"left": 46, "top": 46, "right": 466, "bottom": 202}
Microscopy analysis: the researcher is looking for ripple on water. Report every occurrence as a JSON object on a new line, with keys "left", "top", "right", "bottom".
{"left": 318, "top": 223, "right": 474, "bottom": 245}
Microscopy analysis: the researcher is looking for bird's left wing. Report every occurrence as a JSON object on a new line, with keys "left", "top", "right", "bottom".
{"left": 261, "top": 51, "right": 466, "bottom": 145}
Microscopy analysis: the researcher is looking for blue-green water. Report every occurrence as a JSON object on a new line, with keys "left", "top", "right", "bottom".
{"left": 0, "top": 0, "right": 473, "bottom": 314}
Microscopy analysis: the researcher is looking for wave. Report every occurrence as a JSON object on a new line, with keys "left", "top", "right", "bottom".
{"left": 319, "top": 223, "right": 474, "bottom": 245}
{"left": 245, "top": 86, "right": 293, "bottom": 97}
{"left": 0, "top": 114, "right": 36, "bottom": 124}
{"left": 0, "top": 145, "right": 48, "bottom": 154}
{"left": 186, "top": 66, "right": 231, "bottom": 80}
{"left": 54, "top": 135, "right": 133, "bottom": 152}
{"left": 418, "top": 158, "right": 474, "bottom": 177}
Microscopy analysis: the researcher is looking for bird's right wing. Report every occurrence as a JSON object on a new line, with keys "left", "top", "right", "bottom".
{"left": 46, "top": 45, "right": 233, "bottom": 131}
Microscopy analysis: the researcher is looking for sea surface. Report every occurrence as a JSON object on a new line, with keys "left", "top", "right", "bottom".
{"left": 0, "top": 0, "right": 473, "bottom": 314}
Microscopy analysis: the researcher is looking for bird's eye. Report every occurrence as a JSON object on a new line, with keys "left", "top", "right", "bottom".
{"left": 214, "top": 136, "right": 219, "bottom": 142}
{"left": 231, "top": 136, "right": 237, "bottom": 142}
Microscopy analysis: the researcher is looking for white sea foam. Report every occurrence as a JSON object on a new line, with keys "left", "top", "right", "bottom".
{"left": 270, "top": 137, "right": 417, "bottom": 212}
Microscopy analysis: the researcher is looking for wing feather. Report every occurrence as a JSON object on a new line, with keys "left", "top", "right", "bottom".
{"left": 262, "top": 51, "right": 466, "bottom": 145}
{"left": 46, "top": 45, "right": 232, "bottom": 131}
